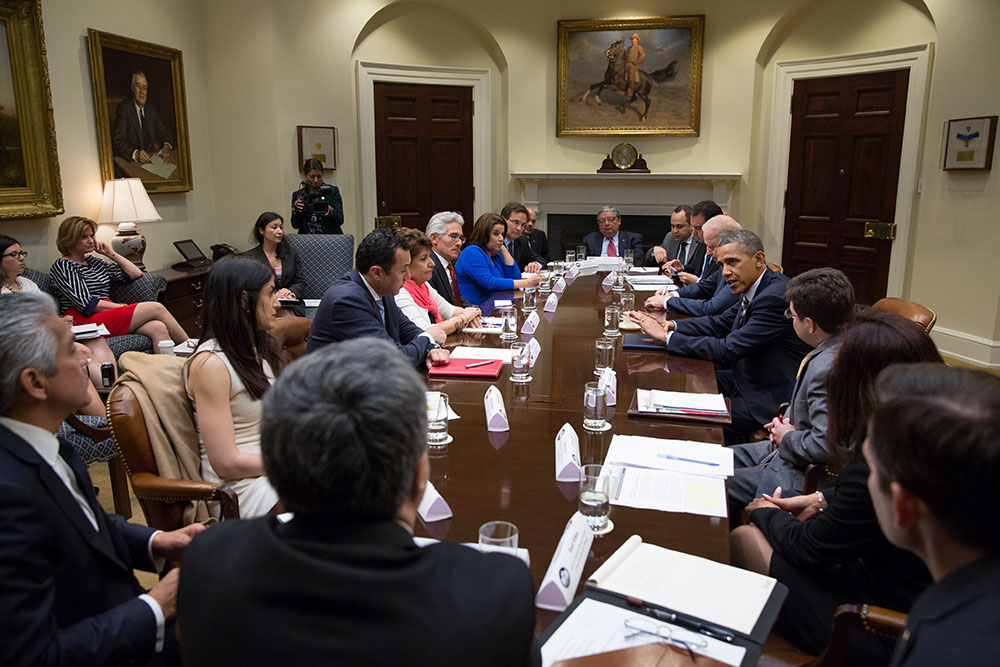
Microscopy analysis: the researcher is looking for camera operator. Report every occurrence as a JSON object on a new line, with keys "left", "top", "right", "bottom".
{"left": 291, "top": 158, "right": 345, "bottom": 234}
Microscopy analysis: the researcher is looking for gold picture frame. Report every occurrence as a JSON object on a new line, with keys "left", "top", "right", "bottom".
{"left": 87, "top": 29, "right": 193, "bottom": 194}
{"left": 0, "top": 0, "right": 63, "bottom": 220}
{"left": 557, "top": 16, "right": 704, "bottom": 137}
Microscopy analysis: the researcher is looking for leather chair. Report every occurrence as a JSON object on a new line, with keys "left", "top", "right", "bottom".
{"left": 767, "top": 262, "right": 784, "bottom": 274}
{"left": 872, "top": 297, "right": 936, "bottom": 333}
{"left": 284, "top": 234, "right": 355, "bottom": 319}
{"left": 270, "top": 315, "right": 311, "bottom": 360}
{"left": 58, "top": 413, "right": 132, "bottom": 518}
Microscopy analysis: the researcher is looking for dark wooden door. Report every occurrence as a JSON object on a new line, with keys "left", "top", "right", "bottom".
{"left": 781, "top": 69, "right": 908, "bottom": 304}
{"left": 374, "top": 82, "right": 474, "bottom": 233}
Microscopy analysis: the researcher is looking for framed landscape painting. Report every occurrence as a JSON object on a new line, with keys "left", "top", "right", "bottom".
{"left": 557, "top": 16, "right": 704, "bottom": 137}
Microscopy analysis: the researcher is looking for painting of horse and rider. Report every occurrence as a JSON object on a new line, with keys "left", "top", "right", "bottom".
{"left": 557, "top": 16, "right": 704, "bottom": 136}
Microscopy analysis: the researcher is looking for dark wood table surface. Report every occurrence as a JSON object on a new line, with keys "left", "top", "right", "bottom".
{"left": 417, "top": 272, "right": 730, "bottom": 630}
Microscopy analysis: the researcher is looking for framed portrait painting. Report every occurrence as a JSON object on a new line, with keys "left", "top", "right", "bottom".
{"left": 0, "top": 0, "right": 63, "bottom": 220}
{"left": 87, "top": 29, "right": 193, "bottom": 194}
{"left": 557, "top": 16, "right": 704, "bottom": 137}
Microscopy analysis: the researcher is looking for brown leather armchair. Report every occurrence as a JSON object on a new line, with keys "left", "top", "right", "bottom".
{"left": 872, "top": 297, "right": 936, "bottom": 333}
{"left": 270, "top": 316, "right": 312, "bottom": 360}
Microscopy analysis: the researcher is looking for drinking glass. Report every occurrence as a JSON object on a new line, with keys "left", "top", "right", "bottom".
{"left": 623, "top": 250, "right": 635, "bottom": 272}
{"left": 500, "top": 307, "right": 518, "bottom": 341}
{"left": 583, "top": 382, "right": 608, "bottom": 431}
{"left": 594, "top": 337, "right": 615, "bottom": 376}
{"left": 522, "top": 286, "right": 537, "bottom": 311}
{"left": 510, "top": 342, "right": 531, "bottom": 383}
{"left": 577, "top": 245, "right": 587, "bottom": 261}
{"left": 579, "top": 464, "right": 611, "bottom": 532}
{"left": 565, "top": 250, "right": 576, "bottom": 263}
{"left": 539, "top": 273, "right": 553, "bottom": 293}
{"left": 427, "top": 392, "right": 450, "bottom": 447}
{"left": 612, "top": 271, "right": 626, "bottom": 292}
{"left": 603, "top": 305, "right": 621, "bottom": 337}
{"left": 619, "top": 292, "right": 635, "bottom": 313}
{"left": 479, "top": 521, "right": 519, "bottom": 556}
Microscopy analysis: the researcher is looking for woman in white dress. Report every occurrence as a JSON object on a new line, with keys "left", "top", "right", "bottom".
{"left": 184, "top": 257, "right": 287, "bottom": 518}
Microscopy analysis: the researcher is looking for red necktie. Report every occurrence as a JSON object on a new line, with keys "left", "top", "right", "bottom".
{"left": 607, "top": 238, "right": 617, "bottom": 257}
{"left": 448, "top": 262, "right": 463, "bottom": 305}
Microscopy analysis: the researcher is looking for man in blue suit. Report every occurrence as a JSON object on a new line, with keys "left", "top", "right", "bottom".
{"left": 306, "top": 228, "right": 451, "bottom": 369}
{"left": 0, "top": 293, "right": 203, "bottom": 666}
{"left": 629, "top": 230, "right": 811, "bottom": 443}
{"left": 582, "top": 206, "right": 644, "bottom": 263}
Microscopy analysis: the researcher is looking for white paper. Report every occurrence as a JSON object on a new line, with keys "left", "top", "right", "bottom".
{"left": 605, "top": 465, "right": 728, "bottom": 517}
{"left": 413, "top": 536, "right": 530, "bottom": 568}
{"left": 172, "top": 338, "right": 199, "bottom": 355}
{"left": 73, "top": 323, "right": 111, "bottom": 340}
{"left": 492, "top": 299, "right": 513, "bottom": 308}
{"left": 425, "top": 391, "right": 460, "bottom": 421}
{"left": 540, "top": 597, "right": 747, "bottom": 667}
{"left": 626, "top": 274, "right": 676, "bottom": 285}
{"left": 140, "top": 154, "right": 177, "bottom": 179}
{"left": 589, "top": 538, "right": 778, "bottom": 637}
{"left": 521, "top": 310, "right": 540, "bottom": 334}
{"left": 604, "top": 434, "right": 734, "bottom": 478}
{"left": 553, "top": 277, "right": 567, "bottom": 294}
{"left": 416, "top": 480, "right": 453, "bottom": 522}
{"left": 593, "top": 257, "right": 623, "bottom": 270}
{"left": 555, "top": 423, "right": 582, "bottom": 482}
{"left": 628, "top": 266, "right": 661, "bottom": 274}
{"left": 451, "top": 346, "right": 513, "bottom": 363}
{"left": 544, "top": 293, "right": 559, "bottom": 312}
{"left": 526, "top": 337, "right": 541, "bottom": 368}
{"left": 462, "top": 317, "right": 504, "bottom": 335}
{"left": 303, "top": 299, "right": 321, "bottom": 308}
{"left": 599, "top": 368, "right": 617, "bottom": 406}
{"left": 642, "top": 389, "right": 728, "bottom": 413}
{"left": 484, "top": 385, "right": 509, "bottom": 431}
{"left": 535, "top": 513, "right": 594, "bottom": 611}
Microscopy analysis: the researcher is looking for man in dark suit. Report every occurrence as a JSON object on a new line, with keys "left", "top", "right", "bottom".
{"left": 582, "top": 206, "right": 644, "bottom": 263}
{"left": 112, "top": 71, "right": 175, "bottom": 165}
{"left": 425, "top": 211, "right": 470, "bottom": 307}
{"left": 305, "top": 228, "right": 450, "bottom": 369}
{"left": 179, "top": 338, "right": 541, "bottom": 666}
{"left": 0, "top": 293, "right": 203, "bottom": 667}
{"left": 629, "top": 230, "right": 811, "bottom": 443}
{"left": 501, "top": 201, "right": 545, "bottom": 272}
{"left": 644, "top": 205, "right": 706, "bottom": 273}
{"left": 663, "top": 200, "right": 724, "bottom": 285}
{"left": 524, "top": 207, "right": 550, "bottom": 263}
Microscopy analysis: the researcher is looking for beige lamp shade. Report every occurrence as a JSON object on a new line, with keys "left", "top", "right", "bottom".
{"left": 96, "top": 178, "right": 161, "bottom": 230}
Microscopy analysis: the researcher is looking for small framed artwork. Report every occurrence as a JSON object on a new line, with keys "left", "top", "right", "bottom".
{"left": 87, "top": 29, "right": 193, "bottom": 193}
{"left": 297, "top": 125, "right": 337, "bottom": 170}
{"left": 941, "top": 116, "right": 997, "bottom": 170}
{"left": 557, "top": 16, "right": 705, "bottom": 137}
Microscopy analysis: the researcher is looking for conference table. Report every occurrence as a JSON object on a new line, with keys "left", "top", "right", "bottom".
{"left": 418, "top": 271, "right": 730, "bottom": 631}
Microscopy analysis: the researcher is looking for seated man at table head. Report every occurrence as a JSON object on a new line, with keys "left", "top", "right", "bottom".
{"left": 727, "top": 267, "right": 855, "bottom": 511}
{"left": 178, "top": 339, "right": 541, "bottom": 666}
{"left": 425, "top": 211, "right": 470, "bottom": 307}
{"left": 629, "top": 229, "right": 811, "bottom": 443}
{"left": 0, "top": 292, "right": 203, "bottom": 667}
{"left": 583, "top": 205, "right": 644, "bottom": 263}
{"left": 500, "top": 201, "right": 544, "bottom": 273}
{"left": 524, "top": 207, "right": 550, "bottom": 263}
{"left": 865, "top": 364, "right": 1000, "bottom": 667}
{"left": 645, "top": 204, "right": 706, "bottom": 274}
{"left": 645, "top": 214, "right": 741, "bottom": 315}
{"left": 305, "top": 228, "right": 450, "bottom": 369}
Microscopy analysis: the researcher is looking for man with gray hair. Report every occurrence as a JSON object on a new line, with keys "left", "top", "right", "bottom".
{"left": 629, "top": 230, "right": 810, "bottom": 442}
{"left": 583, "top": 205, "right": 644, "bottom": 262}
{"left": 425, "top": 211, "right": 469, "bottom": 307}
{"left": 178, "top": 339, "right": 540, "bottom": 665}
{"left": 0, "top": 293, "right": 202, "bottom": 666}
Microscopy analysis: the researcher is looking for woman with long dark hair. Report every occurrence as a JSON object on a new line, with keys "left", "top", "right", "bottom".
{"left": 243, "top": 211, "right": 307, "bottom": 316}
{"left": 454, "top": 213, "right": 541, "bottom": 306}
{"left": 184, "top": 257, "right": 287, "bottom": 518}
{"left": 729, "top": 309, "right": 943, "bottom": 664}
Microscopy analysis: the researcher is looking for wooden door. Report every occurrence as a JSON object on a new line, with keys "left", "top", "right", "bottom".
{"left": 781, "top": 69, "right": 908, "bottom": 304}
{"left": 374, "top": 82, "right": 474, "bottom": 233}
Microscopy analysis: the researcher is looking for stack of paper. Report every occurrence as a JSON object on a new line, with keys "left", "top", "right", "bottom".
{"left": 461, "top": 317, "right": 504, "bottom": 335}
{"left": 72, "top": 323, "right": 110, "bottom": 340}
{"left": 636, "top": 388, "right": 729, "bottom": 419}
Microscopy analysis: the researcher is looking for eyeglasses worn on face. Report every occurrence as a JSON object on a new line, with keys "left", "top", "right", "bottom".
{"left": 445, "top": 233, "right": 466, "bottom": 243}
{"left": 598, "top": 216, "right": 619, "bottom": 224}
{"left": 784, "top": 308, "right": 796, "bottom": 320}
{"left": 2, "top": 250, "right": 28, "bottom": 259}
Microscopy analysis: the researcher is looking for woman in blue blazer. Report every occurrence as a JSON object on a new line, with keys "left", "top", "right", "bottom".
{"left": 455, "top": 213, "right": 540, "bottom": 306}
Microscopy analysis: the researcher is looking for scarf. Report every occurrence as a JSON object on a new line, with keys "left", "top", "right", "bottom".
{"left": 402, "top": 279, "right": 440, "bottom": 323}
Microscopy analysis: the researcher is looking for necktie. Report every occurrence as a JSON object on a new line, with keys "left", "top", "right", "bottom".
{"left": 790, "top": 350, "right": 814, "bottom": 399}
{"left": 677, "top": 241, "right": 686, "bottom": 265}
{"left": 140, "top": 108, "right": 151, "bottom": 150}
{"left": 701, "top": 254, "right": 713, "bottom": 278}
{"left": 734, "top": 295, "right": 750, "bottom": 329}
{"left": 376, "top": 300, "right": 386, "bottom": 326}
{"left": 607, "top": 238, "right": 617, "bottom": 257}
{"left": 448, "top": 262, "right": 462, "bottom": 305}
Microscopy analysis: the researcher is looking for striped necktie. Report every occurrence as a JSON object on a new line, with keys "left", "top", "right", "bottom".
{"left": 734, "top": 295, "right": 750, "bottom": 329}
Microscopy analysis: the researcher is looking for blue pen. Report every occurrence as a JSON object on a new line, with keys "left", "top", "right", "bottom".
{"left": 658, "top": 453, "right": 719, "bottom": 467}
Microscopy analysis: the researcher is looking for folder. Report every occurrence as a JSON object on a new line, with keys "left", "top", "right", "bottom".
{"left": 627, "top": 390, "right": 732, "bottom": 425}
{"left": 427, "top": 358, "right": 503, "bottom": 378}
{"left": 622, "top": 333, "right": 665, "bottom": 351}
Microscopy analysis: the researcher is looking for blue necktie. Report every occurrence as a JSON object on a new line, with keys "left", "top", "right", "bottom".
{"left": 376, "top": 300, "right": 385, "bottom": 325}
{"left": 701, "top": 254, "right": 713, "bottom": 279}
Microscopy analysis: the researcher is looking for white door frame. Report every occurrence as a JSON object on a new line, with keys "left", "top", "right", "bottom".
{"left": 357, "top": 61, "right": 491, "bottom": 233}
{"left": 763, "top": 44, "right": 932, "bottom": 297}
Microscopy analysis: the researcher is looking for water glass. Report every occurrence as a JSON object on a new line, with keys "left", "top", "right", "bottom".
{"left": 594, "top": 337, "right": 615, "bottom": 376}
{"left": 619, "top": 292, "right": 635, "bottom": 313}
{"left": 579, "top": 464, "right": 611, "bottom": 532}
{"left": 612, "top": 271, "right": 626, "bottom": 293}
{"left": 583, "top": 382, "right": 608, "bottom": 431}
{"left": 522, "top": 286, "right": 537, "bottom": 311}
{"left": 577, "top": 244, "right": 587, "bottom": 260}
{"left": 565, "top": 250, "right": 576, "bottom": 263}
{"left": 603, "top": 305, "right": 621, "bottom": 337}
{"left": 539, "top": 273, "right": 553, "bottom": 293}
{"left": 479, "top": 521, "right": 519, "bottom": 556}
{"left": 427, "top": 392, "right": 450, "bottom": 447}
{"left": 623, "top": 250, "right": 635, "bottom": 272}
{"left": 510, "top": 342, "right": 531, "bottom": 383}
{"left": 500, "top": 307, "right": 518, "bottom": 341}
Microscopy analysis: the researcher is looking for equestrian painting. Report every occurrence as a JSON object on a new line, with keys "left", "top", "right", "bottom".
{"left": 557, "top": 16, "right": 704, "bottom": 136}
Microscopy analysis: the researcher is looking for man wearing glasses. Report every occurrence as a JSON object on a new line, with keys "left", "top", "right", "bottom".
{"left": 500, "top": 202, "right": 544, "bottom": 273}
{"left": 583, "top": 205, "right": 644, "bottom": 263}
{"left": 425, "top": 211, "right": 470, "bottom": 307}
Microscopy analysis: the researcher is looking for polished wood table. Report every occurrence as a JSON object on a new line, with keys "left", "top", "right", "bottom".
{"left": 418, "top": 272, "right": 730, "bottom": 630}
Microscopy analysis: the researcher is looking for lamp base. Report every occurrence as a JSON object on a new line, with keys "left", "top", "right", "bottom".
{"left": 112, "top": 229, "right": 147, "bottom": 271}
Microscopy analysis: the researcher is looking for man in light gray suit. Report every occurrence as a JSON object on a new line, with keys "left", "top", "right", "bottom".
{"left": 726, "top": 268, "right": 855, "bottom": 514}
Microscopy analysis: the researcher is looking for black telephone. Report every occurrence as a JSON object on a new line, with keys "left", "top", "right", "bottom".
{"left": 210, "top": 243, "right": 239, "bottom": 261}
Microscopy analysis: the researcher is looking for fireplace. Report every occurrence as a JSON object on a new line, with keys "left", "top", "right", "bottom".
{"left": 547, "top": 213, "right": 669, "bottom": 262}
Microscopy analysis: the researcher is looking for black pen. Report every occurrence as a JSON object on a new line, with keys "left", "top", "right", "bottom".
{"left": 645, "top": 607, "right": 735, "bottom": 643}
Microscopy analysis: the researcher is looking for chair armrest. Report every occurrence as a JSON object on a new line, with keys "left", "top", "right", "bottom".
{"left": 130, "top": 472, "right": 240, "bottom": 519}
{"left": 109, "top": 272, "right": 167, "bottom": 304}
{"left": 65, "top": 413, "right": 111, "bottom": 442}
{"left": 807, "top": 603, "right": 907, "bottom": 667}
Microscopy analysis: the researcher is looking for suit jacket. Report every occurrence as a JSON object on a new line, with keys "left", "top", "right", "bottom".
{"left": 644, "top": 235, "right": 706, "bottom": 274}
{"left": 668, "top": 268, "right": 812, "bottom": 426}
{"left": 526, "top": 228, "right": 550, "bottom": 263}
{"left": 242, "top": 244, "right": 308, "bottom": 314}
{"left": 507, "top": 237, "right": 546, "bottom": 271}
{"left": 0, "top": 423, "right": 160, "bottom": 667}
{"left": 179, "top": 516, "right": 541, "bottom": 666}
{"left": 666, "top": 268, "right": 739, "bottom": 317}
{"left": 673, "top": 259, "right": 721, "bottom": 302}
{"left": 582, "top": 230, "right": 644, "bottom": 264}
{"left": 306, "top": 270, "right": 432, "bottom": 368}
{"left": 112, "top": 99, "right": 174, "bottom": 161}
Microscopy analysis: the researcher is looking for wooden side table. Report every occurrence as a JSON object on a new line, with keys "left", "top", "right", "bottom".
{"left": 152, "top": 264, "right": 213, "bottom": 336}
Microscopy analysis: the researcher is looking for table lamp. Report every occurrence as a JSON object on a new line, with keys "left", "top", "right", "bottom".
{"left": 96, "top": 178, "right": 161, "bottom": 270}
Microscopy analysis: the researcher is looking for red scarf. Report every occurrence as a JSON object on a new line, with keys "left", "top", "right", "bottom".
{"left": 402, "top": 279, "right": 440, "bottom": 323}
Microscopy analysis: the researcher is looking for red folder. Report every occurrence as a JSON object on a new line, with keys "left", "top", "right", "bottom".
{"left": 428, "top": 358, "right": 504, "bottom": 378}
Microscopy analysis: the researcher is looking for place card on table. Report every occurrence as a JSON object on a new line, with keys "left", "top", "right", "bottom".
{"left": 553, "top": 276, "right": 567, "bottom": 294}
{"left": 602, "top": 273, "right": 614, "bottom": 288}
{"left": 566, "top": 264, "right": 580, "bottom": 280}
{"left": 492, "top": 299, "right": 513, "bottom": 309}
{"left": 484, "top": 385, "right": 510, "bottom": 432}
{"left": 526, "top": 337, "right": 541, "bottom": 368}
{"left": 555, "top": 423, "right": 582, "bottom": 482}
{"left": 416, "top": 480, "right": 453, "bottom": 522}
{"left": 521, "top": 309, "right": 540, "bottom": 334}
{"left": 544, "top": 293, "right": 559, "bottom": 312}
{"left": 599, "top": 368, "right": 617, "bottom": 406}
{"left": 535, "top": 512, "right": 594, "bottom": 611}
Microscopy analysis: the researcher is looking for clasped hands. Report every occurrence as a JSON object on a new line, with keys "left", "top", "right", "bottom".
{"left": 745, "top": 487, "right": 825, "bottom": 522}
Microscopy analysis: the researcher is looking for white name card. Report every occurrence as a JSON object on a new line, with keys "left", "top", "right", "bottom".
{"left": 602, "top": 273, "right": 614, "bottom": 287}
{"left": 417, "top": 481, "right": 453, "bottom": 522}
{"left": 535, "top": 512, "right": 594, "bottom": 611}
{"left": 553, "top": 277, "right": 567, "bottom": 294}
{"left": 555, "top": 423, "right": 582, "bottom": 482}
{"left": 493, "top": 299, "right": 513, "bottom": 308}
{"left": 484, "top": 385, "right": 509, "bottom": 432}
{"left": 526, "top": 337, "right": 541, "bottom": 368}
{"left": 544, "top": 293, "right": 559, "bottom": 312}
{"left": 521, "top": 309, "right": 540, "bottom": 335}
{"left": 599, "top": 368, "right": 617, "bottom": 406}
{"left": 566, "top": 265, "right": 580, "bottom": 280}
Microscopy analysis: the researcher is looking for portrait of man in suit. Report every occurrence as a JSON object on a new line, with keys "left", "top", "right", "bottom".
{"left": 113, "top": 71, "right": 176, "bottom": 169}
